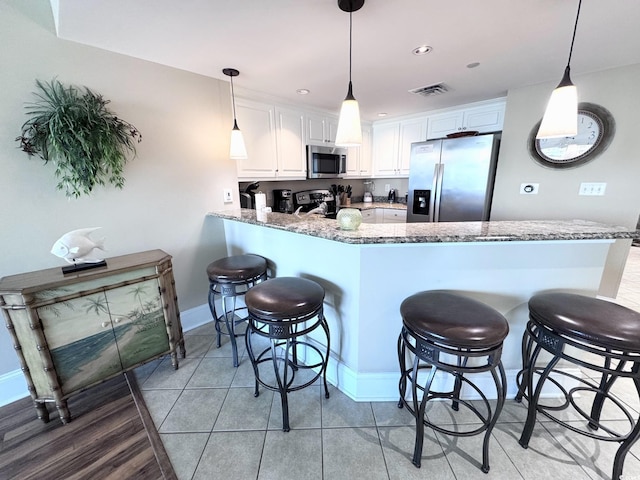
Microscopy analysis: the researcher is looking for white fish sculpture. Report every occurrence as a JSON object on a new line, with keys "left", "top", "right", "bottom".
{"left": 51, "top": 227, "right": 106, "bottom": 264}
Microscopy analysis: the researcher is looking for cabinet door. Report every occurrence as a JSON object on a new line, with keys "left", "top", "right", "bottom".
{"left": 345, "top": 126, "right": 372, "bottom": 178}
{"left": 326, "top": 116, "right": 339, "bottom": 144}
{"left": 306, "top": 113, "right": 327, "bottom": 144}
{"left": 235, "top": 99, "right": 278, "bottom": 179}
{"left": 426, "top": 111, "right": 464, "bottom": 139}
{"left": 372, "top": 123, "right": 399, "bottom": 176}
{"left": 359, "top": 126, "right": 373, "bottom": 176}
{"left": 38, "top": 292, "right": 122, "bottom": 394}
{"left": 306, "top": 113, "right": 339, "bottom": 144}
{"left": 38, "top": 280, "right": 169, "bottom": 393}
{"left": 463, "top": 104, "right": 505, "bottom": 133}
{"left": 398, "top": 118, "right": 426, "bottom": 176}
{"left": 108, "top": 279, "right": 170, "bottom": 370}
{"left": 275, "top": 107, "right": 306, "bottom": 179}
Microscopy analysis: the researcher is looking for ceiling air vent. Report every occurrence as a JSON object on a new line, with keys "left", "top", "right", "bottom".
{"left": 409, "top": 83, "right": 449, "bottom": 97}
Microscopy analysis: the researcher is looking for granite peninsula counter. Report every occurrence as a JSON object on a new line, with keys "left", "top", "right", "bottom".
{"left": 207, "top": 209, "right": 637, "bottom": 402}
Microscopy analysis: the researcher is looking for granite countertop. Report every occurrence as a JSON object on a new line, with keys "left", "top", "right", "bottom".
{"left": 347, "top": 202, "right": 407, "bottom": 211}
{"left": 207, "top": 209, "right": 637, "bottom": 245}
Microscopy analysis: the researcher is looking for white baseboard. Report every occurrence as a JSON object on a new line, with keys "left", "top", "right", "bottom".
{"left": 0, "top": 303, "right": 212, "bottom": 408}
{"left": 327, "top": 360, "right": 581, "bottom": 402}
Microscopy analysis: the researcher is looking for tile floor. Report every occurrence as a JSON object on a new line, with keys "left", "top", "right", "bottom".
{"left": 135, "top": 246, "right": 640, "bottom": 480}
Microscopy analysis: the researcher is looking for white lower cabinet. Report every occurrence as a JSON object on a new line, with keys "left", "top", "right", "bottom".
{"left": 360, "top": 208, "right": 406, "bottom": 224}
{"left": 381, "top": 208, "right": 406, "bottom": 223}
{"left": 361, "top": 209, "right": 376, "bottom": 224}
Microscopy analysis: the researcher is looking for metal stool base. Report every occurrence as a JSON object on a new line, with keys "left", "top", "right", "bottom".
{"left": 208, "top": 272, "right": 266, "bottom": 367}
{"left": 246, "top": 305, "right": 330, "bottom": 432}
{"left": 397, "top": 325, "right": 506, "bottom": 473}
{"left": 516, "top": 319, "right": 640, "bottom": 480}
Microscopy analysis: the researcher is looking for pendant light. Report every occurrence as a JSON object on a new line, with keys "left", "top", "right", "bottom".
{"left": 536, "top": 0, "right": 582, "bottom": 139}
{"left": 335, "top": 0, "right": 364, "bottom": 147}
{"left": 223, "top": 68, "right": 248, "bottom": 159}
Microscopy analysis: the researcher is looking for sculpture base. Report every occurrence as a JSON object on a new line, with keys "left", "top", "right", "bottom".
{"left": 62, "top": 260, "right": 107, "bottom": 275}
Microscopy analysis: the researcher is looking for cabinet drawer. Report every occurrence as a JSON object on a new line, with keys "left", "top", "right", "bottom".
{"left": 382, "top": 209, "right": 406, "bottom": 223}
{"left": 361, "top": 209, "right": 376, "bottom": 223}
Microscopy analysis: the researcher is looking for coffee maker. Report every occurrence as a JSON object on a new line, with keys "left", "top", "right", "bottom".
{"left": 273, "top": 189, "right": 293, "bottom": 213}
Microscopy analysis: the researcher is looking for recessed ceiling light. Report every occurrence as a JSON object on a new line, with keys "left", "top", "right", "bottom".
{"left": 466, "top": 62, "right": 480, "bottom": 69}
{"left": 412, "top": 45, "right": 432, "bottom": 56}
{"left": 377, "top": 112, "right": 388, "bottom": 117}
{"left": 297, "top": 89, "right": 310, "bottom": 95}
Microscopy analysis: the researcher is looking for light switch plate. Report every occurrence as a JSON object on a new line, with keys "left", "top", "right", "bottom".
{"left": 579, "top": 182, "right": 606, "bottom": 196}
{"left": 223, "top": 188, "right": 233, "bottom": 203}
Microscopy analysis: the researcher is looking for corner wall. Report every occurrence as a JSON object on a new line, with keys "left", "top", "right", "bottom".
{"left": 492, "top": 63, "right": 640, "bottom": 296}
{"left": 0, "top": 0, "right": 236, "bottom": 383}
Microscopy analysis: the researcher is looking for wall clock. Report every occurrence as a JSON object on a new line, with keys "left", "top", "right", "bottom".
{"left": 528, "top": 102, "right": 615, "bottom": 169}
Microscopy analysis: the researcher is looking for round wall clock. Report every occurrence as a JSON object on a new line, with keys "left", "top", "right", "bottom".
{"left": 528, "top": 102, "right": 615, "bottom": 169}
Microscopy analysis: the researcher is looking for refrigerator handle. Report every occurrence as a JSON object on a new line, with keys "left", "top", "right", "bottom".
{"left": 433, "top": 163, "right": 444, "bottom": 222}
{"left": 430, "top": 164, "right": 439, "bottom": 223}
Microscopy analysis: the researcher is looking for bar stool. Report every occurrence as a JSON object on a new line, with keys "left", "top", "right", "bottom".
{"left": 244, "top": 277, "right": 330, "bottom": 432}
{"left": 397, "top": 291, "right": 509, "bottom": 473}
{"left": 516, "top": 292, "right": 640, "bottom": 480}
{"left": 207, "top": 254, "right": 268, "bottom": 367}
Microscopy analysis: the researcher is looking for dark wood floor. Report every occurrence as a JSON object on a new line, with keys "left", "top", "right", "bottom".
{"left": 0, "top": 373, "right": 177, "bottom": 480}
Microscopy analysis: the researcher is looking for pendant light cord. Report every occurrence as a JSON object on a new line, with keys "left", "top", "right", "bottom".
{"left": 230, "top": 75, "right": 237, "bottom": 120}
{"left": 348, "top": 7, "right": 353, "bottom": 83}
{"left": 566, "top": 0, "right": 582, "bottom": 67}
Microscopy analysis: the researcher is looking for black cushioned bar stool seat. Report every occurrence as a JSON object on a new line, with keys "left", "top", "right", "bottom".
{"left": 516, "top": 292, "right": 640, "bottom": 480}
{"left": 398, "top": 291, "right": 509, "bottom": 473}
{"left": 207, "top": 254, "right": 267, "bottom": 367}
{"left": 245, "top": 277, "right": 330, "bottom": 432}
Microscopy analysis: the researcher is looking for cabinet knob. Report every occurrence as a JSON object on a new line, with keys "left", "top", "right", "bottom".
{"left": 101, "top": 321, "right": 110, "bottom": 328}
{"left": 114, "top": 318, "right": 121, "bottom": 324}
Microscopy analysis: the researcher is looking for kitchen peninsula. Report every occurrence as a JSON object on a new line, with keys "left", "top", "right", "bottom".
{"left": 207, "top": 209, "right": 637, "bottom": 401}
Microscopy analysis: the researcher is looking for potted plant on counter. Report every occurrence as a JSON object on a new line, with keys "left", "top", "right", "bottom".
{"left": 16, "top": 79, "right": 142, "bottom": 198}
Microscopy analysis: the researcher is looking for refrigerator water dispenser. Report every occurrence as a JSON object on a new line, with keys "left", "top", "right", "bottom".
{"left": 412, "top": 189, "right": 431, "bottom": 216}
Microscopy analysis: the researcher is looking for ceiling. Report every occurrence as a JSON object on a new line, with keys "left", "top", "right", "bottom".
{"left": 51, "top": 0, "right": 640, "bottom": 121}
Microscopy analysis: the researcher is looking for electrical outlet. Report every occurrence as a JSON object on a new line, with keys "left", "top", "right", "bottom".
{"left": 520, "top": 183, "right": 539, "bottom": 195}
{"left": 223, "top": 188, "right": 233, "bottom": 203}
{"left": 579, "top": 182, "right": 606, "bottom": 196}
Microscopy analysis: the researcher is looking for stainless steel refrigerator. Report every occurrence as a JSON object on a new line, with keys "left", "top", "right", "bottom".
{"left": 406, "top": 133, "right": 500, "bottom": 223}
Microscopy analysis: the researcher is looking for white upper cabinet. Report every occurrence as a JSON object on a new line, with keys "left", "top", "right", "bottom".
{"left": 235, "top": 99, "right": 278, "bottom": 180}
{"left": 275, "top": 107, "right": 307, "bottom": 179}
{"left": 372, "top": 117, "right": 426, "bottom": 177}
{"left": 306, "top": 112, "right": 339, "bottom": 145}
{"left": 345, "top": 125, "right": 372, "bottom": 178}
{"left": 372, "top": 122, "right": 399, "bottom": 177}
{"left": 426, "top": 101, "right": 506, "bottom": 139}
{"left": 235, "top": 99, "right": 306, "bottom": 181}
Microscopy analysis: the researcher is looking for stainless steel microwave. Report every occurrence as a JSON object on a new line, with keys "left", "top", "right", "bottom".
{"left": 306, "top": 145, "right": 347, "bottom": 179}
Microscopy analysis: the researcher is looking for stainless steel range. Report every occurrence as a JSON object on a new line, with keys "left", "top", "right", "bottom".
{"left": 293, "top": 189, "right": 337, "bottom": 217}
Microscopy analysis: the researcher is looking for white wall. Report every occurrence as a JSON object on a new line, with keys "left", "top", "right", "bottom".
{"left": 492, "top": 63, "right": 640, "bottom": 296}
{"left": 0, "top": 1, "right": 236, "bottom": 379}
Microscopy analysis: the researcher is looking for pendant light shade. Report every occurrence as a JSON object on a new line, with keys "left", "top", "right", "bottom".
{"left": 335, "top": 0, "right": 364, "bottom": 147}
{"left": 336, "top": 81, "right": 362, "bottom": 147}
{"left": 536, "top": 0, "right": 582, "bottom": 139}
{"left": 223, "top": 68, "right": 248, "bottom": 159}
